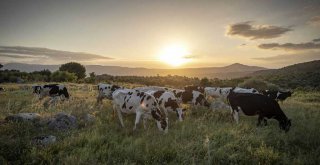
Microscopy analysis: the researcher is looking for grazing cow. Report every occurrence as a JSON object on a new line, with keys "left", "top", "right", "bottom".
{"left": 262, "top": 90, "right": 292, "bottom": 102}
{"left": 233, "top": 87, "right": 259, "bottom": 94}
{"left": 204, "top": 87, "right": 259, "bottom": 100}
{"left": 38, "top": 84, "right": 70, "bottom": 100}
{"left": 204, "top": 87, "right": 233, "bottom": 99}
{"left": 112, "top": 89, "right": 168, "bottom": 132}
{"left": 184, "top": 85, "right": 205, "bottom": 93}
{"left": 32, "top": 85, "right": 42, "bottom": 97}
{"left": 174, "top": 90, "right": 210, "bottom": 108}
{"left": 133, "top": 86, "right": 168, "bottom": 92}
{"left": 97, "top": 83, "right": 122, "bottom": 103}
{"left": 227, "top": 91, "right": 291, "bottom": 132}
{"left": 145, "top": 90, "right": 185, "bottom": 121}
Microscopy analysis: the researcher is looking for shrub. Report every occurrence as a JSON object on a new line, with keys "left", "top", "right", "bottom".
{"left": 59, "top": 62, "right": 86, "bottom": 80}
{"left": 50, "top": 71, "right": 77, "bottom": 82}
{"left": 238, "top": 78, "right": 279, "bottom": 91}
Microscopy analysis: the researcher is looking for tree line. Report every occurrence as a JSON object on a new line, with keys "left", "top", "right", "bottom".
{"left": 0, "top": 62, "right": 86, "bottom": 83}
{"left": 1, "top": 62, "right": 319, "bottom": 91}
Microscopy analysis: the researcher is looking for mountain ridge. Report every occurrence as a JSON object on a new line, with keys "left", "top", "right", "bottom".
{"left": 2, "top": 62, "right": 267, "bottom": 79}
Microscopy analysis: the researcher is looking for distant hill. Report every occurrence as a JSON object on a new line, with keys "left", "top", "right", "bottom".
{"left": 2, "top": 62, "right": 266, "bottom": 79}
{"left": 251, "top": 60, "right": 320, "bottom": 89}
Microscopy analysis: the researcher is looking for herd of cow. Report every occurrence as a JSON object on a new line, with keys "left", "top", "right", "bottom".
{"left": 30, "top": 83, "right": 293, "bottom": 133}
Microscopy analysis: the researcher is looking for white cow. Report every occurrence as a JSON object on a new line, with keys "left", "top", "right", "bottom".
{"left": 112, "top": 89, "right": 168, "bottom": 132}
{"left": 204, "top": 87, "right": 233, "bottom": 100}
{"left": 97, "top": 83, "right": 122, "bottom": 103}
{"left": 204, "top": 87, "right": 259, "bottom": 100}
{"left": 233, "top": 87, "right": 259, "bottom": 94}
{"left": 145, "top": 90, "right": 185, "bottom": 121}
{"left": 133, "top": 86, "right": 168, "bottom": 92}
{"left": 173, "top": 89, "right": 210, "bottom": 108}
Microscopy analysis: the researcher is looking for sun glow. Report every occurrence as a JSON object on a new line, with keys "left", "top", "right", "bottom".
{"left": 158, "top": 44, "right": 192, "bottom": 67}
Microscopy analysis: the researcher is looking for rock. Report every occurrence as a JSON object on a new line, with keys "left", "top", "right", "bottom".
{"left": 211, "top": 100, "right": 231, "bottom": 110}
{"left": 32, "top": 135, "right": 56, "bottom": 146}
{"left": 47, "top": 112, "right": 77, "bottom": 131}
{"left": 5, "top": 113, "right": 41, "bottom": 122}
{"left": 84, "top": 114, "right": 95, "bottom": 123}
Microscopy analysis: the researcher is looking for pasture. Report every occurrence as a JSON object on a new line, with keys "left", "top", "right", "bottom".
{"left": 0, "top": 83, "right": 320, "bottom": 164}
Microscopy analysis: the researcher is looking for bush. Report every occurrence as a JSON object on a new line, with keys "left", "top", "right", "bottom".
{"left": 50, "top": 71, "right": 77, "bottom": 82}
{"left": 59, "top": 62, "right": 86, "bottom": 80}
{"left": 238, "top": 78, "right": 279, "bottom": 91}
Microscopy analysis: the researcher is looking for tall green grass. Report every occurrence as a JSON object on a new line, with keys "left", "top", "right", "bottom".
{"left": 0, "top": 84, "right": 319, "bottom": 164}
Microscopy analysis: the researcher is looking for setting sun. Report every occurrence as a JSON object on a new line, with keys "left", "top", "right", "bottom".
{"left": 158, "top": 44, "right": 192, "bottom": 67}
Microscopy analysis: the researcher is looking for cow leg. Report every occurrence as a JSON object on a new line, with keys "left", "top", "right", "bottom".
{"left": 257, "top": 115, "right": 263, "bottom": 126}
{"left": 263, "top": 119, "right": 268, "bottom": 126}
{"left": 231, "top": 107, "right": 239, "bottom": 124}
{"left": 115, "top": 105, "right": 125, "bottom": 128}
{"left": 233, "top": 110, "right": 239, "bottom": 124}
{"left": 133, "top": 111, "right": 142, "bottom": 131}
{"left": 143, "top": 115, "right": 148, "bottom": 129}
{"left": 177, "top": 109, "right": 183, "bottom": 121}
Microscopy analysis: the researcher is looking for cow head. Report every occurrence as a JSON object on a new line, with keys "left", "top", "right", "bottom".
{"left": 176, "top": 108, "right": 187, "bottom": 121}
{"left": 279, "top": 119, "right": 291, "bottom": 132}
{"left": 195, "top": 93, "right": 210, "bottom": 108}
{"left": 98, "top": 83, "right": 121, "bottom": 99}
{"left": 32, "top": 85, "right": 42, "bottom": 94}
{"left": 151, "top": 103, "right": 168, "bottom": 133}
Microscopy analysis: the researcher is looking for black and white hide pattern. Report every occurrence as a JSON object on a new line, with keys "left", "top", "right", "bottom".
{"left": 146, "top": 90, "right": 185, "bottom": 121}
{"left": 262, "top": 90, "right": 292, "bottom": 102}
{"left": 204, "top": 87, "right": 233, "bottom": 100}
{"left": 97, "top": 83, "right": 122, "bottom": 103}
{"left": 37, "top": 84, "right": 70, "bottom": 100}
{"left": 184, "top": 85, "right": 205, "bottom": 93}
{"left": 133, "top": 86, "right": 168, "bottom": 92}
{"left": 112, "top": 89, "right": 168, "bottom": 132}
{"left": 174, "top": 90, "right": 210, "bottom": 108}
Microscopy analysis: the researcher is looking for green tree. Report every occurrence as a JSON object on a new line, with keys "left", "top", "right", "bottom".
{"left": 59, "top": 62, "right": 86, "bottom": 79}
{"left": 51, "top": 71, "right": 77, "bottom": 82}
{"left": 200, "top": 77, "right": 210, "bottom": 86}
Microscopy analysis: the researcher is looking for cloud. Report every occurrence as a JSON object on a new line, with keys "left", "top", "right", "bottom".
{"left": 308, "top": 16, "right": 320, "bottom": 26}
{"left": 226, "top": 21, "right": 292, "bottom": 40}
{"left": 313, "top": 38, "right": 320, "bottom": 42}
{"left": 258, "top": 42, "right": 320, "bottom": 51}
{"left": 0, "top": 46, "right": 112, "bottom": 62}
{"left": 0, "top": 53, "right": 37, "bottom": 59}
{"left": 252, "top": 51, "right": 320, "bottom": 65}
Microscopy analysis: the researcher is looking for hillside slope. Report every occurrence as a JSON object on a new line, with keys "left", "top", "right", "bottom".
{"left": 251, "top": 60, "right": 320, "bottom": 89}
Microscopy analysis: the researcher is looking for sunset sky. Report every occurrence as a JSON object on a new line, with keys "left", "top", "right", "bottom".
{"left": 0, "top": 0, "right": 320, "bottom": 68}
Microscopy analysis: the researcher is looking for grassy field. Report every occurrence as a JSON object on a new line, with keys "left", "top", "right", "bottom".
{"left": 0, "top": 83, "right": 320, "bottom": 164}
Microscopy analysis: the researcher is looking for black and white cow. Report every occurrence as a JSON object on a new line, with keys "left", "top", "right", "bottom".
{"left": 145, "top": 90, "right": 185, "bottom": 121}
{"left": 227, "top": 91, "right": 291, "bottom": 132}
{"left": 36, "top": 84, "right": 70, "bottom": 100}
{"left": 133, "top": 86, "right": 168, "bottom": 92}
{"left": 97, "top": 83, "right": 122, "bottom": 103}
{"left": 184, "top": 85, "right": 205, "bottom": 93}
{"left": 204, "top": 87, "right": 259, "bottom": 100}
{"left": 174, "top": 89, "right": 210, "bottom": 108}
{"left": 112, "top": 89, "right": 168, "bottom": 132}
{"left": 262, "top": 90, "right": 292, "bottom": 102}
{"left": 0, "top": 87, "right": 4, "bottom": 92}
{"left": 204, "top": 87, "right": 233, "bottom": 99}
{"left": 32, "top": 85, "right": 42, "bottom": 97}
